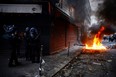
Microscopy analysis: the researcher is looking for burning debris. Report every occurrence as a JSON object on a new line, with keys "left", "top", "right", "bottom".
{"left": 83, "top": 26, "right": 106, "bottom": 53}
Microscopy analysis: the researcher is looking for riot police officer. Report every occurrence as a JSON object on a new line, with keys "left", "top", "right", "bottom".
{"left": 8, "top": 27, "right": 21, "bottom": 67}
{"left": 29, "top": 27, "right": 40, "bottom": 63}
{"left": 24, "top": 27, "right": 31, "bottom": 61}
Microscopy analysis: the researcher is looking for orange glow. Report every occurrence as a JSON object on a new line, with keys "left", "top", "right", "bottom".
{"left": 85, "top": 26, "right": 106, "bottom": 50}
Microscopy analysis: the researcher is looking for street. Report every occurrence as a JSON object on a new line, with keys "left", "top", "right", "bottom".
{"left": 0, "top": 42, "right": 116, "bottom": 77}
{"left": 0, "top": 0, "right": 116, "bottom": 77}
{"left": 53, "top": 43, "right": 116, "bottom": 77}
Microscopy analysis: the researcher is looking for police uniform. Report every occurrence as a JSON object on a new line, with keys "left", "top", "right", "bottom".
{"left": 9, "top": 30, "right": 20, "bottom": 66}
{"left": 24, "top": 27, "right": 31, "bottom": 61}
{"left": 29, "top": 27, "right": 40, "bottom": 63}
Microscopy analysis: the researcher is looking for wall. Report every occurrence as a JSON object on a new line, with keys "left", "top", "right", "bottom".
{"left": 50, "top": 17, "right": 66, "bottom": 54}
{"left": 50, "top": 9, "right": 77, "bottom": 54}
{"left": 66, "top": 24, "right": 77, "bottom": 46}
{"left": 0, "top": 2, "right": 51, "bottom": 55}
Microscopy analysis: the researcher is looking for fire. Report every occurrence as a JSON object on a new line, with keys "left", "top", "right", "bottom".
{"left": 85, "top": 26, "right": 106, "bottom": 50}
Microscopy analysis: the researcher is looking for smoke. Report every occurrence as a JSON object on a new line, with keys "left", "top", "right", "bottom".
{"left": 89, "top": 24, "right": 116, "bottom": 37}
{"left": 98, "top": 0, "right": 116, "bottom": 24}
{"left": 61, "top": 0, "right": 89, "bottom": 23}
{"left": 103, "top": 25, "right": 116, "bottom": 34}
{"left": 89, "top": 24, "right": 100, "bottom": 34}
{"left": 90, "top": 0, "right": 116, "bottom": 35}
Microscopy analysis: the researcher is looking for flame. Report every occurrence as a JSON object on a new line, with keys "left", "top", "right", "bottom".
{"left": 85, "top": 26, "right": 106, "bottom": 50}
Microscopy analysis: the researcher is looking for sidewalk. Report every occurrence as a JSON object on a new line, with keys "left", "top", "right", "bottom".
{"left": 42, "top": 46, "right": 82, "bottom": 77}
{"left": 0, "top": 45, "right": 82, "bottom": 77}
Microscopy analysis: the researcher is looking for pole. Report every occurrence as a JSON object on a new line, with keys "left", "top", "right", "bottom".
{"left": 39, "top": 45, "right": 43, "bottom": 76}
{"left": 67, "top": 42, "right": 70, "bottom": 56}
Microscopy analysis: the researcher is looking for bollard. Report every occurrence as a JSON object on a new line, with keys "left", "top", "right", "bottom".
{"left": 39, "top": 45, "right": 43, "bottom": 76}
{"left": 67, "top": 42, "right": 70, "bottom": 56}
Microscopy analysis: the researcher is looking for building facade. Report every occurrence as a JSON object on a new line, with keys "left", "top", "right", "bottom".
{"left": 0, "top": 0, "right": 91, "bottom": 55}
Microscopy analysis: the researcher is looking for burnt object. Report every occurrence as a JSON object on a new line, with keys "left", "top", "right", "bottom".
{"left": 82, "top": 49, "right": 106, "bottom": 54}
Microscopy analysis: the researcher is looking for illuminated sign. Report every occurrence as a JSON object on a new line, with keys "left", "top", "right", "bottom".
{"left": 0, "top": 4, "right": 42, "bottom": 13}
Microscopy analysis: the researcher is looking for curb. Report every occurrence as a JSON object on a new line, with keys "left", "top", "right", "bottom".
{"left": 51, "top": 49, "right": 82, "bottom": 77}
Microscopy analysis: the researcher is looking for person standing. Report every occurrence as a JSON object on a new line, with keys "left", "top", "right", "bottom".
{"left": 29, "top": 27, "right": 40, "bottom": 63}
{"left": 24, "top": 27, "right": 31, "bottom": 61}
{"left": 8, "top": 28, "right": 20, "bottom": 67}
